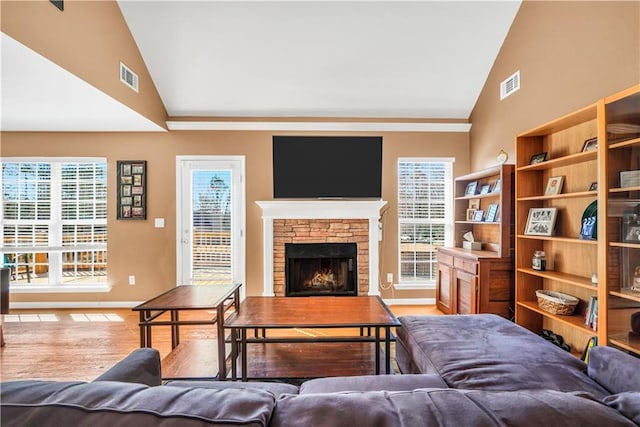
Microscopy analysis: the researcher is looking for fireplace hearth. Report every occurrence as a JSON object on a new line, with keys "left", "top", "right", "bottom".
{"left": 285, "top": 243, "right": 357, "bottom": 297}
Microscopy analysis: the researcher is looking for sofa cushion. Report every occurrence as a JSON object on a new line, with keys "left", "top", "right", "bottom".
{"left": 602, "top": 392, "right": 640, "bottom": 425}
{"left": 166, "top": 379, "right": 299, "bottom": 398}
{"left": 396, "top": 314, "right": 610, "bottom": 397}
{"left": 299, "top": 373, "right": 447, "bottom": 394}
{"left": 587, "top": 346, "right": 640, "bottom": 394}
{"left": 94, "top": 348, "right": 162, "bottom": 387}
{"left": 271, "top": 388, "right": 636, "bottom": 427}
{"left": 1, "top": 380, "right": 275, "bottom": 427}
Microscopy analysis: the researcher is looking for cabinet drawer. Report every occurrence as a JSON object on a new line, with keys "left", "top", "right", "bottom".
{"left": 437, "top": 253, "right": 454, "bottom": 266}
{"left": 454, "top": 257, "right": 478, "bottom": 275}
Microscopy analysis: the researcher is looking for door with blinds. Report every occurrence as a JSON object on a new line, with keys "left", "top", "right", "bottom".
{"left": 176, "top": 157, "right": 245, "bottom": 288}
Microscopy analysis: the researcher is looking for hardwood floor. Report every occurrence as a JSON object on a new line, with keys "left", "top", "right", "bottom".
{"left": 0, "top": 304, "right": 441, "bottom": 382}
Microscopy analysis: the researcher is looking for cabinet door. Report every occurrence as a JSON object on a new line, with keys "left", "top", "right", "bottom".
{"left": 455, "top": 269, "right": 478, "bottom": 315}
{"left": 436, "top": 263, "right": 454, "bottom": 314}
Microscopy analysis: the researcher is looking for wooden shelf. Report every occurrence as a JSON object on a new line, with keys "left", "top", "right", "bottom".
{"left": 455, "top": 192, "right": 501, "bottom": 201}
{"left": 609, "top": 241, "right": 640, "bottom": 249}
{"left": 609, "top": 136, "right": 640, "bottom": 150}
{"left": 455, "top": 221, "right": 500, "bottom": 225}
{"left": 517, "top": 301, "right": 595, "bottom": 334}
{"left": 517, "top": 268, "right": 597, "bottom": 291}
{"left": 609, "top": 333, "right": 640, "bottom": 354}
{"left": 517, "top": 190, "right": 597, "bottom": 201}
{"left": 609, "top": 289, "right": 640, "bottom": 303}
{"left": 517, "top": 235, "right": 598, "bottom": 245}
{"left": 609, "top": 185, "right": 640, "bottom": 194}
{"left": 516, "top": 150, "right": 597, "bottom": 172}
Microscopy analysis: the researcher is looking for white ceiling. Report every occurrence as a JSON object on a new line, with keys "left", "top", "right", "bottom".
{"left": 1, "top": 1, "right": 522, "bottom": 131}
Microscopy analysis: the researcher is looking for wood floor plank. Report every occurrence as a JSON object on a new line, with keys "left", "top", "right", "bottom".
{"left": 0, "top": 305, "right": 440, "bottom": 382}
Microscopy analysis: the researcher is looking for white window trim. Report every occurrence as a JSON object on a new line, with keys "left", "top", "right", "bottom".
{"left": 1, "top": 157, "right": 109, "bottom": 291}
{"left": 395, "top": 157, "right": 454, "bottom": 290}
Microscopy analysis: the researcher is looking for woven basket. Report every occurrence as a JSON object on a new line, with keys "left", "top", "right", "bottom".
{"left": 536, "top": 290, "right": 579, "bottom": 316}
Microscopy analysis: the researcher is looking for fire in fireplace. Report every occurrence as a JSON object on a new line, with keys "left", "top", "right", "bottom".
{"left": 285, "top": 243, "right": 357, "bottom": 297}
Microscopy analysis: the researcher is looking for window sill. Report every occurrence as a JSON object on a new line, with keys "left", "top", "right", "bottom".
{"left": 393, "top": 282, "right": 436, "bottom": 291}
{"left": 10, "top": 285, "right": 112, "bottom": 294}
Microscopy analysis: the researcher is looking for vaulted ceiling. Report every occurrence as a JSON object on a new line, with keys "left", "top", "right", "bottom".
{"left": 1, "top": 1, "right": 522, "bottom": 131}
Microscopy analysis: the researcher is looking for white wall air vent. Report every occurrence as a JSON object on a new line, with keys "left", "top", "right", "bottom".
{"left": 500, "top": 70, "right": 520, "bottom": 100}
{"left": 119, "top": 62, "right": 138, "bottom": 93}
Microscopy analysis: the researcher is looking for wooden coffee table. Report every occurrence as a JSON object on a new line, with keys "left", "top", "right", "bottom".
{"left": 132, "top": 283, "right": 241, "bottom": 380}
{"left": 225, "top": 296, "right": 400, "bottom": 381}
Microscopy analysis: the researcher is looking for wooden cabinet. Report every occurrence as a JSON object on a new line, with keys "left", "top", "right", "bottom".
{"left": 436, "top": 165, "right": 515, "bottom": 318}
{"left": 601, "top": 85, "right": 640, "bottom": 357}
{"left": 436, "top": 248, "right": 513, "bottom": 317}
{"left": 515, "top": 84, "right": 640, "bottom": 357}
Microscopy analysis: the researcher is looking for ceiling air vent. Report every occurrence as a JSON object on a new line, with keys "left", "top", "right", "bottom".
{"left": 120, "top": 62, "right": 139, "bottom": 93}
{"left": 500, "top": 70, "right": 520, "bottom": 100}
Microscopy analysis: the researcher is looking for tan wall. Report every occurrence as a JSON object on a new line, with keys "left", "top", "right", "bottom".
{"left": 470, "top": 0, "right": 640, "bottom": 170}
{"left": 1, "top": 131, "right": 469, "bottom": 303}
{"left": 1, "top": 0, "right": 167, "bottom": 129}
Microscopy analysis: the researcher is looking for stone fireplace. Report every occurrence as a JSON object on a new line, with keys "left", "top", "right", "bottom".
{"left": 256, "top": 200, "right": 387, "bottom": 296}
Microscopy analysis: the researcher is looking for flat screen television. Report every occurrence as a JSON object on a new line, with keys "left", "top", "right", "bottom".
{"left": 273, "top": 136, "right": 382, "bottom": 199}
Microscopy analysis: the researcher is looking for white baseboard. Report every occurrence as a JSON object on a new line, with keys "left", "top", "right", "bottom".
{"left": 10, "top": 301, "right": 142, "bottom": 309}
{"left": 383, "top": 298, "right": 435, "bottom": 306}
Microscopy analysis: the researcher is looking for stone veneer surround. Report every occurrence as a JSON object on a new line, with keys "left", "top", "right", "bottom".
{"left": 274, "top": 219, "right": 369, "bottom": 296}
{"left": 256, "top": 200, "right": 387, "bottom": 296}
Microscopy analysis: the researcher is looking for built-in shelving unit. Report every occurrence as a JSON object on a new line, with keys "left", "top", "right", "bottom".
{"left": 601, "top": 85, "right": 640, "bottom": 357}
{"left": 515, "top": 84, "right": 640, "bottom": 357}
{"left": 436, "top": 165, "right": 515, "bottom": 318}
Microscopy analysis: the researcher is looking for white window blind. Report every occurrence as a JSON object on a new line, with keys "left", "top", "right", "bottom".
{"left": 398, "top": 158, "right": 453, "bottom": 284}
{"left": 1, "top": 159, "right": 107, "bottom": 287}
{"left": 191, "top": 171, "right": 232, "bottom": 284}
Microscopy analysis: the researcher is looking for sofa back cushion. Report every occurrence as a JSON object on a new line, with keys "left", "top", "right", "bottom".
{"left": 396, "top": 314, "right": 610, "bottom": 397}
{"left": 1, "top": 380, "right": 275, "bottom": 427}
{"left": 271, "top": 388, "right": 637, "bottom": 427}
{"left": 587, "top": 346, "right": 640, "bottom": 394}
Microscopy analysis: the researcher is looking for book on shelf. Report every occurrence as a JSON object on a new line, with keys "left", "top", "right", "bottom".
{"left": 584, "top": 296, "right": 598, "bottom": 331}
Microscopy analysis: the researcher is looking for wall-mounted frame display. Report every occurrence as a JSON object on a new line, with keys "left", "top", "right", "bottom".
{"left": 117, "top": 160, "right": 146, "bottom": 220}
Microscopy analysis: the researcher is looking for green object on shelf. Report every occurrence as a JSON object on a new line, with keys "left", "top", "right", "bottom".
{"left": 580, "top": 200, "right": 597, "bottom": 240}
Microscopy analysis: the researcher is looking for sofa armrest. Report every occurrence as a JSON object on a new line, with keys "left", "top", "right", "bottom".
{"left": 94, "top": 348, "right": 162, "bottom": 386}
{"left": 588, "top": 346, "right": 640, "bottom": 394}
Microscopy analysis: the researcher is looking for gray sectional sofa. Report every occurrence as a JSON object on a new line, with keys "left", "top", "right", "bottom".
{"left": 2, "top": 314, "right": 639, "bottom": 426}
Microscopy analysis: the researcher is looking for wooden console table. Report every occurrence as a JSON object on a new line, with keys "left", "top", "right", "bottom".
{"left": 132, "top": 283, "right": 241, "bottom": 380}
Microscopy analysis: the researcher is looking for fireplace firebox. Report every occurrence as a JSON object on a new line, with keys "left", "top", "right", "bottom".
{"left": 285, "top": 243, "right": 357, "bottom": 297}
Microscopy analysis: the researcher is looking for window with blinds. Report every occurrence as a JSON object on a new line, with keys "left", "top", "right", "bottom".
{"left": 1, "top": 159, "right": 107, "bottom": 288}
{"left": 398, "top": 158, "right": 453, "bottom": 284}
{"left": 191, "top": 170, "right": 232, "bottom": 284}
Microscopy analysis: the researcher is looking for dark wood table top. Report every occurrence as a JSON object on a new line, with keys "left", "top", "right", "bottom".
{"left": 132, "top": 284, "right": 241, "bottom": 311}
{"left": 225, "top": 296, "right": 399, "bottom": 328}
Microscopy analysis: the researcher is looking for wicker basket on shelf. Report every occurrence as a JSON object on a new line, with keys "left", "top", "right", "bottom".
{"left": 535, "top": 290, "right": 579, "bottom": 316}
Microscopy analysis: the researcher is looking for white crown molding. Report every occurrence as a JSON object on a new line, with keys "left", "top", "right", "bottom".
{"left": 166, "top": 121, "right": 471, "bottom": 132}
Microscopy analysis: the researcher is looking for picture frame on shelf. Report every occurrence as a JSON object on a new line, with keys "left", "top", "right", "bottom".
{"left": 622, "top": 248, "right": 640, "bottom": 292}
{"left": 588, "top": 182, "right": 598, "bottom": 191}
{"left": 485, "top": 204, "right": 499, "bottom": 222}
{"left": 581, "top": 137, "right": 598, "bottom": 152}
{"left": 622, "top": 214, "right": 640, "bottom": 243}
{"left": 529, "top": 152, "right": 548, "bottom": 165}
{"left": 465, "top": 181, "right": 478, "bottom": 196}
{"left": 117, "top": 160, "right": 146, "bottom": 220}
{"left": 466, "top": 209, "right": 476, "bottom": 221}
{"left": 620, "top": 170, "right": 640, "bottom": 188}
{"left": 468, "top": 198, "right": 480, "bottom": 210}
{"left": 544, "top": 176, "right": 564, "bottom": 196}
{"left": 479, "top": 184, "right": 491, "bottom": 194}
{"left": 524, "top": 207, "right": 558, "bottom": 236}
{"left": 492, "top": 179, "right": 501, "bottom": 193}
{"left": 472, "top": 210, "right": 484, "bottom": 222}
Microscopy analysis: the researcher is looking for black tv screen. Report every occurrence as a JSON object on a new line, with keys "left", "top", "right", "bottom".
{"left": 273, "top": 136, "right": 382, "bottom": 199}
